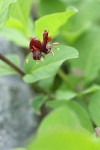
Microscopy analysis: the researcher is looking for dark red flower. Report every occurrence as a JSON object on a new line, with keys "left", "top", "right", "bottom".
{"left": 29, "top": 30, "right": 58, "bottom": 60}
{"left": 41, "top": 30, "right": 52, "bottom": 54}
{"left": 30, "top": 38, "right": 42, "bottom": 60}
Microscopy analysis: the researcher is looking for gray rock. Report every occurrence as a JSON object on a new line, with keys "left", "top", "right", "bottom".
{"left": 0, "top": 76, "right": 37, "bottom": 150}
{"left": 0, "top": 36, "right": 25, "bottom": 68}
{"left": 0, "top": 36, "right": 24, "bottom": 56}
{"left": 0, "top": 37, "right": 37, "bottom": 150}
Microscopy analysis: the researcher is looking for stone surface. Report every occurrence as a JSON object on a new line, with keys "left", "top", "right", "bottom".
{"left": 0, "top": 37, "right": 37, "bottom": 150}
{"left": 0, "top": 76, "right": 37, "bottom": 150}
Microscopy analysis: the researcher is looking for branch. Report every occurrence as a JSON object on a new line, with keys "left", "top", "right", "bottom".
{"left": 0, "top": 53, "right": 25, "bottom": 76}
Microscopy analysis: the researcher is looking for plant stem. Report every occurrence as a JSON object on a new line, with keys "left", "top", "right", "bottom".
{"left": 0, "top": 53, "right": 25, "bottom": 76}
{"left": 58, "top": 69, "right": 74, "bottom": 89}
{"left": 39, "top": 104, "right": 48, "bottom": 121}
{"left": 0, "top": 53, "right": 49, "bottom": 95}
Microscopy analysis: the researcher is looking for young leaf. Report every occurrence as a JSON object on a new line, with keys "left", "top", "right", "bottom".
{"left": 23, "top": 45, "right": 78, "bottom": 83}
{"left": 0, "top": 0, "right": 17, "bottom": 27}
{"left": 0, "top": 54, "right": 20, "bottom": 76}
{"left": 35, "top": 8, "right": 78, "bottom": 40}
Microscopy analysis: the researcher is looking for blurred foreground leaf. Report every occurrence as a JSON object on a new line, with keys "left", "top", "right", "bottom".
{"left": 28, "top": 129, "right": 97, "bottom": 150}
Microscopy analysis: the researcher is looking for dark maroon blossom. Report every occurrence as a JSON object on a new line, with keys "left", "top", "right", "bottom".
{"left": 29, "top": 30, "right": 58, "bottom": 60}
{"left": 30, "top": 38, "right": 42, "bottom": 60}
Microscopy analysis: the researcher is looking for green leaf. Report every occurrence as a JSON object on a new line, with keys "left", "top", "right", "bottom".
{"left": 46, "top": 101, "right": 93, "bottom": 133}
{"left": 68, "top": 101, "right": 94, "bottom": 133}
{"left": 0, "top": 17, "right": 34, "bottom": 47}
{"left": 35, "top": 8, "right": 78, "bottom": 40}
{"left": 23, "top": 45, "right": 78, "bottom": 83}
{"left": 28, "top": 129, "right": 97, "bottom": 150}
{"left": 0, "top": 54, "right": 20, "bottom": 76}
{"left": 71, "top": 27, "right": 100, "bottom": 83}
{"left": 37, "top": 106, "right": 81, "bottom": 136}
{"left": 5, "top": 17, "right": 34, "bottom": 37}
{"left": 0, "top": 0, "right": 17, "bottom": 27}
{"left": 46, "top": 100, "right": 68, "bottom": 109}
{"left": 80, "top": 84, "right": 100, "bottom": 95}
{"left": 55, "top": 90, "right": 77, "bottom": 101}
{"left": 38, "top": 76, "right": 55, "bottom": 91}
{"left": 61, "top": 0, "right": 100, "bottom": 43}
{"left": 94, "top": 139, "right": 100, "bottom": 150}
{"left": 10, "top": 0, "right": 32, "bottom": 26}
{"left": 5, "top": 18, "right": 27, "bottom": 33}
{"left": 32, "top": 94, "right": 48, "bottom": 114}
{"left": 39, "top": 0, "right": 66, "bottom": 16}
{"left": 88, "top": 90, "right": 100, "bottom": 126}
{"left": 2, "top": 0, "right": 34, "bottom": 42}
{"left": 0, "top": 27, "right": 29, "bottom": 47}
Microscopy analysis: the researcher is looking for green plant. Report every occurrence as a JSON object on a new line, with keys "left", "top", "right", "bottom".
{"left": 1, "top": 0, "right": 100, "bottom": 150}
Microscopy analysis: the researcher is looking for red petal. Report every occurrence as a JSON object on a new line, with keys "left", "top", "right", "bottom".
{"left": 47, "top": 36, "right": 52, "bottom": 42}
{"left": 43, "top": 30, "right": 52, "bottom": 42}
{"left": 30, "top": 37, "right": 42, "bottom": 51}
{"left": 32, "top": 50, "right": 41, "bottom": 60}
{"left": 43, "top": 30, "right": 48, "bottom": 44}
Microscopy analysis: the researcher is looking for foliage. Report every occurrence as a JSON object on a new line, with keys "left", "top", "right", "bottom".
{"left": 28, "top": 130, "right": 98, "bottom": 150}
{"left": 0, "top": 0, "right": 100, "bottom": 150}
{"left": 0, "top": 0, "right": 17, "bottom": 27}
{"left": 35, "top": 8, "right": 78, "bottom": 40}
{"left": 23, "top": 45, "right": 78, "bottom": 83}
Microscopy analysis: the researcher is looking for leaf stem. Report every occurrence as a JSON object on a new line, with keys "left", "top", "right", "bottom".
{"left": 58, "top": 69, "right": 74, "bottom": 89}
{"left": 0, "top": 53, "right": 25, "bottom": 76}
